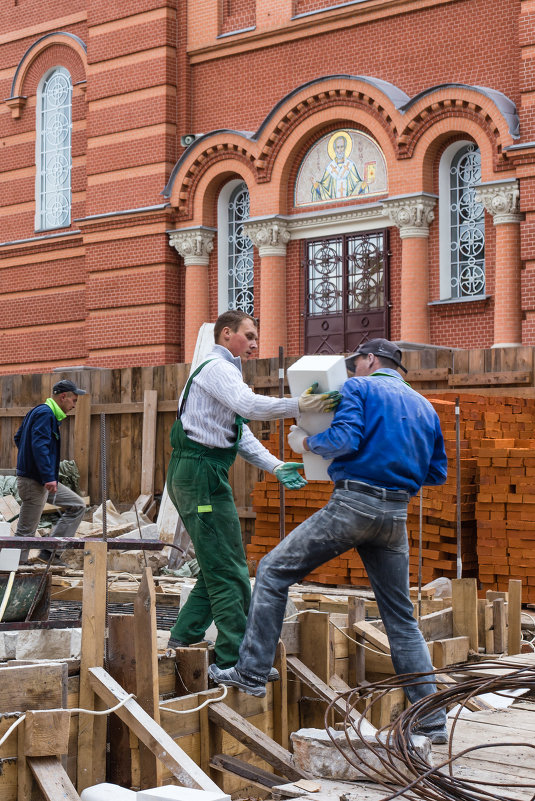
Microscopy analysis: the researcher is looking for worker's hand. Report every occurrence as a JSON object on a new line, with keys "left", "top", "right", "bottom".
{"left": 44, "top": 481, "right": 57, "bottom": 493}
{"left": 298, "top": 382, "right": 341, "bottom": 414}
{"left": 274, "top": 462, "right": 307, "bottom": 490}
{"left": 287, "top": 425, "right": 308, "bottom": 454}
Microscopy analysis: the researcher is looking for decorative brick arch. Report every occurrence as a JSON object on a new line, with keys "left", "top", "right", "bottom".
{"left": 164, "top": 135, "right": 259, "bottom": 220}
{"left": 397, "top": 85, "right": 518, "bottom": 178}
{"left": 6, "top": 32, "right": 87, "bottom": 118}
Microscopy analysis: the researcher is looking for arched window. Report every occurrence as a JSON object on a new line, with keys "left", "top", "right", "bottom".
{"left": 35, "top": 67, "right": 72, "bottom": 231}
{"left": 217, "top": 180, "right": 254, "bottom": 314}
{"left": 439, "top": 142, "right": 485, "bottom": 299}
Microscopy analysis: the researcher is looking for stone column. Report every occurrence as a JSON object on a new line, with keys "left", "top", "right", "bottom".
{"left": 383, "top": 194, "right": 436, "bottom": 344}
{"left": 242, "top": 217, "right": 290, "bottom": 357}
{"left": 168, "top": 226, "right": 216, "bottom": 361}
{"left": 475, "top": 180, "right": 522, "bottom": 347}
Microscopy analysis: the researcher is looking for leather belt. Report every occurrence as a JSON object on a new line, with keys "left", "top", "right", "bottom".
{"left": 334, "top": 479, "right": 410, "bottom": 503}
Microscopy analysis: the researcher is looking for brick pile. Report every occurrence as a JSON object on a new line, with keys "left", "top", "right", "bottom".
{"left": 247, "top": 396, "right": 535, "bottom": 592}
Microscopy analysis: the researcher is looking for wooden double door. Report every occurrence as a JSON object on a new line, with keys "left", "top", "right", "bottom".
{"left": 304, "top": 230, "right": 390, "bottom": 355}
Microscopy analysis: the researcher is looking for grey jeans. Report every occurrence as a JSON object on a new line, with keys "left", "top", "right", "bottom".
{"left": 15, "top": 477, "right": 85, "bottom": 539}
{"left": 236, "top": 484, "right": 446, "bottom": 733}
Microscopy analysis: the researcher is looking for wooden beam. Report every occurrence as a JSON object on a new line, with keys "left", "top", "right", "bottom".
{"left": 175, "top": 647, "right": 209, "bottom": 696}
{"left": 448, "top": 371, "right": 532, "bottom": 387}
{"left": 24, "top": 710, "right": 71, "bottom": 757}
{"left": 207, "top": 701, "right": 309, "bottom": 781}
{"left": 347, "top": 596, "right": 366, "bottom": 686}
{"left": 286, "top": 656, "right": 375, "bottom": 735}
{"left": 273, "top": 640, "right": 288, "bottom": 749}
{"left": 508, "top": 579, "right": 522, "bottom": 656}
{"left": 74, "top": 393, "right": 91, "bottom": 496}
{"left": 134, "top": 567, "right": 162, "bottom": 789}
{"left": 28, "top": 756, "right": 81, "bottom": 801}
{"left": 419, "top": 607, "right": 453, "bottom": 642}
{"left": 210, "top": 754, "right": 285, "bottom": 788}
{"left": 88, "top": 666, "right": 219, "bottom": 792}
{"left": 493, "top": 598, "right": 507, "bottom": 654}
{"left": 140, "top": 389, "right": 158, "bottom": 497}
{"left": 452, "top": 578, "right": 479, "bottom": 651}
{"left": 0, "top": 663, "right": 66, "bottom": 714}
{"left": 77, "top": 541, "right": 108, "bottom": 792}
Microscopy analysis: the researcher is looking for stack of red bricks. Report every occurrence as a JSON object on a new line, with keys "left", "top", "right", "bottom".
{"left": 247, "top": 396, "right": 535, "bottom": 592}
{"left": 476, "top": 438, "right": 535, "bottom": 601}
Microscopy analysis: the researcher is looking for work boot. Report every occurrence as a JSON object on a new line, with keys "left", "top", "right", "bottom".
{"left": 37, "top": 550, "right": 67, "bottom": 567}
{"left": 208, "top": 664, "right": 266, "bottom": 697}
{"left": 414, "top": 726, "right": 449, "bottom": 744}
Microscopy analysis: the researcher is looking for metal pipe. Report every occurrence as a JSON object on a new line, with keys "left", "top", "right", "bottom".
{"left": 278, "top": 346, "right": 286, "bottom": 541}
{"left": 455, "top": 395, "right": 462, "bottom": 579}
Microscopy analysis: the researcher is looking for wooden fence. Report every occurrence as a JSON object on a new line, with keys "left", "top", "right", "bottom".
{"left": 1, "top": 346, "right": 535, "bottom": 509}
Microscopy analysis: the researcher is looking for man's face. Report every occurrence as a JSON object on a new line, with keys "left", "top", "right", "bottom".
{"left": 334, "top": 138, "right": 346, "bottom": 160}
{"left": 55, "top": 391, "right": 78, "bottom": 413}
{"left": 352, "top": 353, "right": 377, "bottom": 376}
{"left": 224, "top": 318, "right": 259, "bottom": 361}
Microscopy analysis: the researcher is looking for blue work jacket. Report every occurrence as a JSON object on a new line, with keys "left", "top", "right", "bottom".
{"left": 307, "top": 369, "right": 448, "bottom": 495}
{"left": 14, "top": 404, "right": 61, "bottom": 485}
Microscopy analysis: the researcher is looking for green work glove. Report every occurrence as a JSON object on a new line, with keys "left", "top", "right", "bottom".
{"left": 274, "top": 462, "right": 307, "bottom": 490}
{"left": 298, "top": 382, "right": 342, "bottom": 414}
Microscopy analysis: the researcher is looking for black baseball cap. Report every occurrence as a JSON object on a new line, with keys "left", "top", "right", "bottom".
{"left": 346, "top": 339, "right": 407, "bottom": 374}
{"left": 52, "top": 379, "right": 87, "bottom": 395}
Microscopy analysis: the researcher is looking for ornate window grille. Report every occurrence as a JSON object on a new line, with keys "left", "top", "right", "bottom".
{"left": 36, "top": 67, "right": 72, "bottom": 231}
{"left": 227, "top": 182, "right": 254, "bottom": 314}
{"left": 449, "top": 145, "right": 485, "bottom": 298}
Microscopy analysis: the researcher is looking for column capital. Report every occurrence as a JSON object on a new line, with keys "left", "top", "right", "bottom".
{"left": 167, "top": 226, "right": 216, "bottom": 266}
{"left": 475, "top": 179, "right": 522, "bottom": 225}
{"left": 382, "top": 194, "right": 436, "bottom": 239}
{"left": 242, "top": 216, "right": 290, "bottom": 256}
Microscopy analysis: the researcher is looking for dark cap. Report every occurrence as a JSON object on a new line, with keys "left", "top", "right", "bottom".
{"left": 52, "top": 379, "right": 87, "bottom": 395}
{"left": 346, "top": 338, "right": 407, "bottom": 374}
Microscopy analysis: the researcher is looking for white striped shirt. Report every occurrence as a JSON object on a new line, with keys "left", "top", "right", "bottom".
{"left": 179, "top": 345, "right": 299, "bottom": 472}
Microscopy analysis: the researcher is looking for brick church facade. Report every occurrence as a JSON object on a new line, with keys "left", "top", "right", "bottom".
{"left": 0, "top": 0, "right": 533, "bottom": 373}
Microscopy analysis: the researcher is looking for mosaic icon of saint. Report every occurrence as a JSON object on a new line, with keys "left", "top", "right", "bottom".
{"left": 311, "top": 131, "right": 369, "bottom": 201}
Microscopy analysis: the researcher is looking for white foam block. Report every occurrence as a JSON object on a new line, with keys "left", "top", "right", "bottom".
{"left": 287, "top": 355, "right": 347, "bottom": 480}
{"left": 81, "top": 783, "right": 136, "bottom": 800}
{"left": 137, "top": 789, "right": 231, "bottom": 801}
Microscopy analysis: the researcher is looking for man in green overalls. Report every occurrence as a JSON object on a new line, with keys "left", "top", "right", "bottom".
{"left": 166, "top": 310, "right": 340, "bottom": 669}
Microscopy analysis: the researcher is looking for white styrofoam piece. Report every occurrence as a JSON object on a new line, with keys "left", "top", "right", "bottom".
{"left": 287, "top": 355, "right": 347, "bottom": 481}
{"left": 0, "top": 548, "right": 20, "bottom": 572}
{"left": 81, "top": 783, "right": 136, "bottom": 800}
{"left": 137, "top": 788, "right": 230, "bottom": 801}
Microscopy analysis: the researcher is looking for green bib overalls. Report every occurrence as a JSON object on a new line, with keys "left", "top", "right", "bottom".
{"left": 166, "top": 360, "right": 251, "bottom": 667}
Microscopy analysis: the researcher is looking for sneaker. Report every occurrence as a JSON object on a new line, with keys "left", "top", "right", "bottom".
{"left": 267, "top": 667, "right": 280, "bottom": 682}
{"left": 167, "top": 637, "right": 214, "bottom": 649}
{"left": 414, "top": 727, "right": 449, "bottom": 744}
{"left": 208, "top": 664, "right": 266, "bottom": 697}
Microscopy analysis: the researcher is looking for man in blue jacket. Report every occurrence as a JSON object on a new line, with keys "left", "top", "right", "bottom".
{"left": 14, "top": 379, "right": 87, "bottom": 561}
{"left": 209, "top": 339, "right": 449, "bottom": 743}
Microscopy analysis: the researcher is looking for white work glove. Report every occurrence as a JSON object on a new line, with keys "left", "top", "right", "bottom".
{"left": 298, "top": 382, "right": 341, "bottom": 414}
{"left": 287, "top": 425, "right": 308, "bottom": 454}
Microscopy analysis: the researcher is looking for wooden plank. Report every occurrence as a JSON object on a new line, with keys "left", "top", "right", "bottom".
{"left": 140, "top": 389, "right": 158, "bottom": 497}
{"left": 452, "top": 578, "right": 479, "bottom": 651}
{"left": 508, "top": 580, "right": 522, "bottom": 656}
{"left": 0, "top": 662, "right": 66, "bottom": 713}
{"left": 17, "top": 719, "right": 32, "bottom": 801}
{"left": 210, "top": 754, "right": 285, "bottom": 788}
{"left": 273, "top": 640, "right": 288, "bottom": 749}
{"left": 73, "top": 393, "right": 91, "bottom": 496}
{"left": 28, "top": 756, "right": 81, "bottom": 801}
{"left": 433, "top": 636, "right": 470, "bottom": 669}
{"left": 406, "top": 368, "right": 451, "bottom": 382}
{"left": 419, "top": 607, "right": 453, "bottom": 642}
{"left": 24, "top": 710, "right": 71, "bottom": 757}
{"left": 207, "top": 701, "right": 308, "bottom": 781}
{"left": 478, "top": 599, "right": 494, "bottom": 654}
{"left": 108, "top": 614, "right": 136, "bottom": 787}
{"left": 286, "top": 656, "right": 375, "bottom": 735}
{"left": 448, "top": 371, "right": 532, "bottom": 387}
{"left": 493, "top": 598, "right": 507, "bottom": 655}
{"left": 89, "top": 666, "right": 220, "bottom": 791}
{"left": 134, "top": 567, "right": 162, "bottom": 790}
{"left": 77, "top": 541, "right": 107, "bottom": 792}
{"left": 175, "top": 648, "right": 209, "bottom": 696}
{"left": 347, "top": 596, "right": 365, "bottom": 686}
{"left": 299, "top": 611, "right": 333, "bottom": 683}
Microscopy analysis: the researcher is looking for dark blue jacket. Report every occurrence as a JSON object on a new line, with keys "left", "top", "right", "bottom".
{"left": 307, "top": 369, "right": 448, "bottom": 495}
{"left": 14, "top": 403, "right": 61, "bottom": 484}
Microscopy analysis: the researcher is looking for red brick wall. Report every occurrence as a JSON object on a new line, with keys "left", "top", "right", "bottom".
{"left": 220, "top": 0, "right": 256, "bottom": 34}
